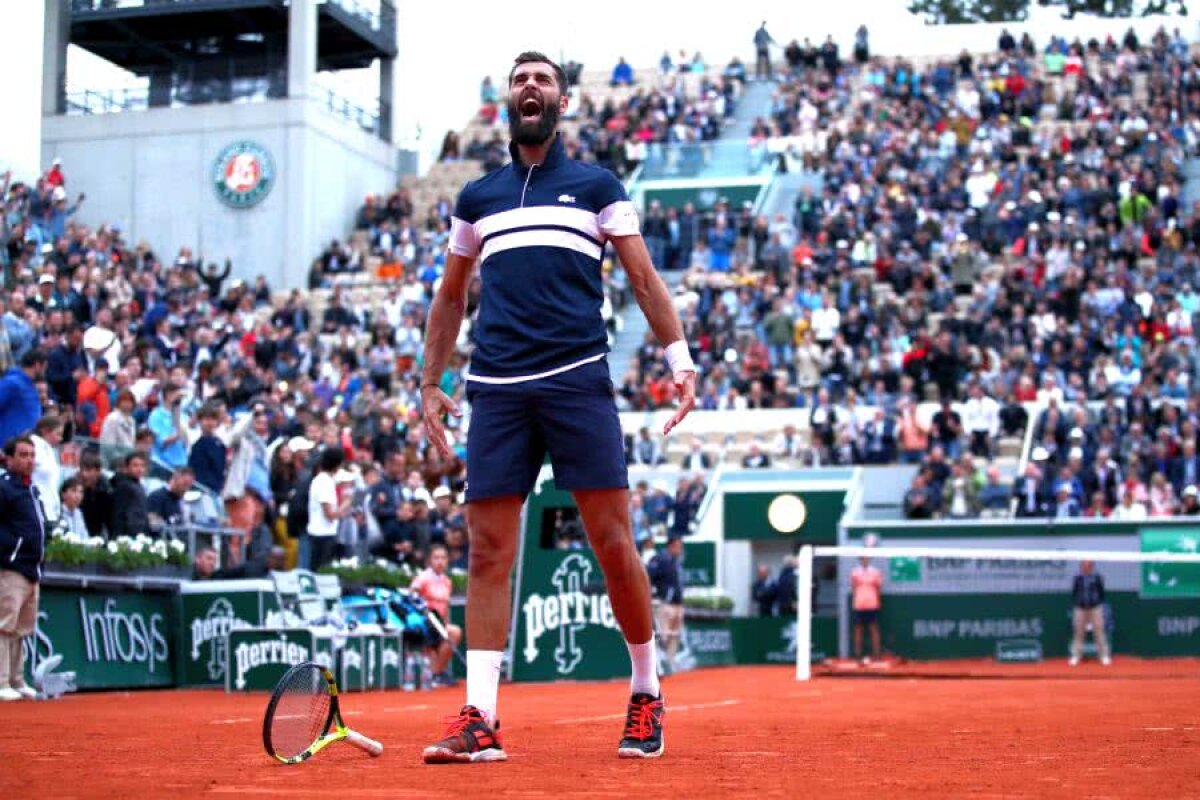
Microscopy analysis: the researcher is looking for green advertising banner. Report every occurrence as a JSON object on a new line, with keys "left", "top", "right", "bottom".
{"left": 226, "top": 628, "right": 335, "bottom": 691}
{"left": 1140, "top": 528, "right": 1200, "bottom": 598}
{"left": 642, "top": 181, "right": 766, "bottom": 212}
{"left": 680, "top": 616, "right": 735, "bottom": 669}
{"left": 24, "top": 586, "right": 175, "bottom": 690}
{"left": 683, "top": 541, "right": 716, "bottom": 587}
{"left": 177, "top": 580, "right": 279, "bottom": 686}
{"left": 730, "top": 616, "right": 836, "bottom": 664}
{"left": 723, "top": 490, "right": 846, "bottom": 542}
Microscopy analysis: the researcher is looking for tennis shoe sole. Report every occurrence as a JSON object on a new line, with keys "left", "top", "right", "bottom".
{"left": 618, "top": 737, "right": 665, "bottom": 759}
{"left": 422, "top": 746, "right": 508, "bottom": 764}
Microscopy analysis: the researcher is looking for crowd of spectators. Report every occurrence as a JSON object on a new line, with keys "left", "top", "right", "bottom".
{"left": 603, "top": 25, "right": 1200, "bottom": 524}
{"left": 0, "top": 158, "right": 476, "bottom": 575}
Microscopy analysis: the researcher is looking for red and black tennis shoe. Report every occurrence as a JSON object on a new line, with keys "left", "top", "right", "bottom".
{"left": 617, "top": 692, "right": 665, "bottom": 759}
{"left": 422, "top": 705, "right": 507, "bottom": 764}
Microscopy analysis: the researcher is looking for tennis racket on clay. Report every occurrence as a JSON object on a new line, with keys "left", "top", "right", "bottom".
{"left": 263, "top": 661, "right": 384, "bottom": 764}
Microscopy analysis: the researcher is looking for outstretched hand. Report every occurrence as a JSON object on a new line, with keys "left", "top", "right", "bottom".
{"left": 663, "top": 370, "right": 697, "bottom": 436}
{"left": 421, "top": 385, "right": 462, "bottom": 459}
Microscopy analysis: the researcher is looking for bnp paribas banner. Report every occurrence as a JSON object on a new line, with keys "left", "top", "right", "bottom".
{"left": 849, "top": 535, "right": 1200, "bottom": 658}
{"left": 23, "top": 587, "right": 175, "bottom": 690}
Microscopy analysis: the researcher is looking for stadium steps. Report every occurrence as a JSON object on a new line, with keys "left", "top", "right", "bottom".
{"left": 607, "top": 266, "right": 688, "bottom": 385}
{"left": 722, "top": 79, "right": 777, "bottom": 140}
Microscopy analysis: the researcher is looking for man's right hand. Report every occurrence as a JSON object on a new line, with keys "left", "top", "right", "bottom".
{"left": 421, "top": 384, "right": 461, "bottom": 459}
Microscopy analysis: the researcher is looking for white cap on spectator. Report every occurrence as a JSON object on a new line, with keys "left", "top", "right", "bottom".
{"left": 1069, "top": 427, "right": 1084, "bottom": 439}
{"left": 52, "top": 186, "right": 66, "bottom": 202}
{"left": 1075, "top": 241, "right": 1087, "bottom": 251}
{"left": 287, "top": 436, "right": 315, "bottom": 452}
{"left": 412, "top": 487, "right": 433, "bottom": 508}
{"left": 1185, "top": 485, "right": 1198, "bottom": 497}
{"left": 1031, "top": 445, "right": 1050, "bottom": 462}
{"left": 40, "top": 243, "right": 53, "bottom": 254}
{"left": 432, "top": 486, "right": 452, "bottom": 500}
{"left": 1046, "top": 211, "right": 1061, "bottom": 222}
{"left": 38, "top": 274, "right": 54, "bottom": 285}
{"left": 1068, "top": 447, "right": 1084, "bottom": 461}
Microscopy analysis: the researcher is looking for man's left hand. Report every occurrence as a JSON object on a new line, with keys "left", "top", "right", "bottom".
{"left": 664, "top": 370, "right": 697, "bottom": 436}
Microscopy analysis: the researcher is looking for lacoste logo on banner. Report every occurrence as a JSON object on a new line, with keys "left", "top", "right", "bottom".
{"left": 557, "top": 194, "right": 576, "bottom": 203}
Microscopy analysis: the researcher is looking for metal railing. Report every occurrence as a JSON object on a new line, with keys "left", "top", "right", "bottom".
{"left": 319, "top": 87, "right": 385, "bottom": 136}
{"left": 639, "top": 139, "right": 777, "bottom": 181}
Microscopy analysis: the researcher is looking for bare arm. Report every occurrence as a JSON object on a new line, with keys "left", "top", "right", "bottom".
{"left": 610, "top": 234, "right": 696, "bottom": 435}
{"left": 420, "top": 252, "right": 475, "bottom": 456}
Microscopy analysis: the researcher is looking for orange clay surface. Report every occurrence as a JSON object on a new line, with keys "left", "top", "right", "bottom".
{"left": 2, "top": 662, "right": 1198, "bottom": 798}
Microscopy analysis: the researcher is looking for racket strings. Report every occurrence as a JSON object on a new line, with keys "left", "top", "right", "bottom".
{"left": 269, "top": 666, "right": 332, "bottom": 758}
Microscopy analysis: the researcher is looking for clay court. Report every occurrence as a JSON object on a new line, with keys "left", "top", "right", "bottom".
{"left": 3, "top": 662, "right": 1199, "bottom": 798}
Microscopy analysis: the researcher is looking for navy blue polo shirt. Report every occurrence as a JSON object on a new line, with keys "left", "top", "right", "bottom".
{"left": 448, "top": 135, "right": 639, "bottom": 381}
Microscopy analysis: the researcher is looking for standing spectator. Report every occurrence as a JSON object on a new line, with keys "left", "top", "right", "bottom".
{"left": 850, "top": 554, "right": 883, "bottom": 665}
{"left": 109, "top": 451, "right": 151, "bottom": 539}
{"left": 610, "top": 56, "right": 634, "bottom": 87}
{"left": 931, "top": 399, "right": 964, "bottom": 459}
{"left": 1069, "top": 561, "right": 1111, "bottom": 667}
{"left": 223, "top": 405, "right": 272, "bottom": 549}
{"left": 647, "top": 535, "right": 685, "bottom": 674}
{"left": 751, "top": 563, "right": 776, "bottom": 616}
{"left": 0, "top": 436, "right": 45, "bottom": 701}
{"left": 30, "top": 415, "right": 64, "bottom": 525}
{"left": 148, "top": 383, "right": 187, "bottom": 469}
{"left": 0, "top": 351, "right": 45, "bottom": 447}
{"left": 308, "top": 446, "right": 351, "bottom": 571}
{"left": 753, "top": 21, "right": 775, "bottom": 80}
{"left": 188, "top": 404, "right": 227, "bottom": 495}
{"left": 896, "top": 399, "right": 929, "bottom": 464}
{"left": 853, "top": 25, "right": 870, "bottom": 64}
{"left": 775, "top": 555, "right": 797, "bottom": 616}
{"left": 77, "top": 451, "right": 112, "bottom": 538}
{"left": 57, "top": 476, "right": 88, "bottom": 539}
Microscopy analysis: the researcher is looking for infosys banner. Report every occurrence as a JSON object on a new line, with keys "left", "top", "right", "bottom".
{"left": 23, "top": 586, "right": 175, "bottom": 690}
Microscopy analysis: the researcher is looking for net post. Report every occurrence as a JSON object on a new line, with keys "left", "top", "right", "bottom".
{"left": 796, "top": 545, "right": 813, "bottom": 681}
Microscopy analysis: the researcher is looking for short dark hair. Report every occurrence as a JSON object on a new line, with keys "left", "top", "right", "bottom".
{"left": 79, "top": 451, "right": 103, "bottom": 471}
{"left": 20, "top": 350, "right": 46, "bottom": 368}
{"left": 60, "top": 475, "right": 83, "bottom": 496}
{"left": 3, "top": 435, "right": 34, "bottom": 456}
{"left": 319, "top": 446, "right": 345, "bottom": 473}
{"left": 510, "top": 51, "right": 567, "bottom": 94}
{"left": 124, "top": 451, "right": 147, "bottom": 467}
{"left": 34, "top": 414, "right": 63, "bottom": 435}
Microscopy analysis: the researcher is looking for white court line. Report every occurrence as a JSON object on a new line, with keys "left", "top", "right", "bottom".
{"left": 1144, "top": 727, "right": 1176, "bottom": 731}
{"left": 554, "top": 698, "right": 740, "bottom": 725}
{"left": 382, "top": 704, "right": 432, "bottom": 713}
{"left": 211, "top": 718, "right": 254, "bottom": 725}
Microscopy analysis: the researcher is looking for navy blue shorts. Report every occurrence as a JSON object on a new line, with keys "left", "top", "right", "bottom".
{"left": 464, "top": 359, "right": 628, "bottom": 502}
{"left": 853, "top": 609, "right": 879, "bottom": 626}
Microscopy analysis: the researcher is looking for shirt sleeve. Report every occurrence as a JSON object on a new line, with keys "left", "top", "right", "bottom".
{"left": 595, "top": 171, "right": 640, "bottom": 239}
{"left": 448, "top": 183, "right": 480, "bottom": 258}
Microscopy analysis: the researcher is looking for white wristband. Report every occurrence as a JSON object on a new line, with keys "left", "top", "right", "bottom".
{"left": 664, "top": 340, "right": 695, "bottom": 378}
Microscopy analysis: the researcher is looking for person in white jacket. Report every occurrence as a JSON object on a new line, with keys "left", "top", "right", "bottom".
{"left": 961, "top": 383, "right": 1000, "bottom": 458}
{"left": 31, "top": 415, "right": 64, "bottom": 524}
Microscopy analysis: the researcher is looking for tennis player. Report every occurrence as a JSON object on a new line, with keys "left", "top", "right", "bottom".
{"left": 420, "top": 51, "right": 696, "bottom": 763}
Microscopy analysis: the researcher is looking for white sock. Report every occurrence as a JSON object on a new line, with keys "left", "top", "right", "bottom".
{"left": 465, "top": 650, "right": 504, "bottom": 725}
{"left": 626, "top": 638, "right": 660, "bottom": 697}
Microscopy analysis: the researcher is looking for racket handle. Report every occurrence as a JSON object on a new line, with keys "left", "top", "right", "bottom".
{"left": 345, "top": 729, "right": 384, "bottom": 757}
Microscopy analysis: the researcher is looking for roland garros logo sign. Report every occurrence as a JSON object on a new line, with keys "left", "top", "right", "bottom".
{"left": 213, "top": 141, "right": 274, "bottom": 208}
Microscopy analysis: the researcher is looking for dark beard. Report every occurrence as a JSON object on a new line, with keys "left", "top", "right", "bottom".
{"left": 508, "top": 96, "right": 559, "bottom": 146}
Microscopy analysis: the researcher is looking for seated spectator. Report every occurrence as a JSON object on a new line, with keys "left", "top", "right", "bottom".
{"left": 409, "top": 543, "right": 463, "bottom": 685}
{"left": 1180, "top": 486, "right": 1200, "bottom": 516}
{"left": 57, "top": 476, "right": 88, "bottom": 539}
{"left": 771, "top": 423, "right": 805, "bottom": 461}
{"left": 681, "top": 437, "right": 715, "bottom": 471}
{"left": 1112, "top": 488, "right": 1149, "bottom": 521}
{"left": 1013, "top": 462, "right": 1049, "bottom": 518}
{"left": 978, "top": 466, "right": 1010, "bottom": 513}
{"left": 78, "top": 451, "right": 113, "bottom": 538}
{"left": 741, "top": 440, "right": 771, "bottom": 469}
{"left": 1148, "top": 472, "right": 1177, "bottom": 518}
{"left": 610, "top": 56, "right": 634, "bottom": 86}
{"left": 1050, "top": 482, "right": 1080, "bottom": 519}
{"left": 629, "top": 426, "right": 665, "bottom": 466}
{"left": 1083, "top": 491, "right": 1110, "bottom": 519}
{"left": 904, "top": 472, "right": 936, "bottom": 520}
{"left": 148, "top": 467, "right": 195, "bottom": 529}
{"left": 109, "top": 451, "right": 151, "bottom": 538}
{"left": 942, "top": 462, "right": 980, "bottom": 519}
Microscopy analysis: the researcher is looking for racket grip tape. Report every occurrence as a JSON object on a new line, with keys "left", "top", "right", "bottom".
{"left": 346, "top": 729, "right": 384, "bottom": 757}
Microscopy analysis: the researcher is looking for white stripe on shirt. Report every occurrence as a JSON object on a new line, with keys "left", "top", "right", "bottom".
{"left": 474, "top": 205, "right": 602, "bottom": 242}
{"left": 479, "top": 228, "right": 603, "bottom": 263}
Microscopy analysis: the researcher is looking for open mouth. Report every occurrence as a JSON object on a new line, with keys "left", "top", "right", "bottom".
{"left": 520, "top": 96, "right": 543, "bottom": 121}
